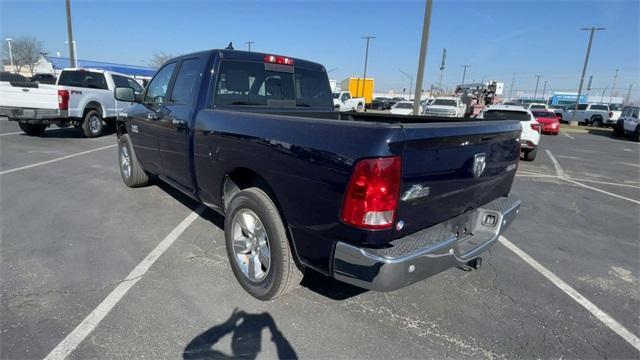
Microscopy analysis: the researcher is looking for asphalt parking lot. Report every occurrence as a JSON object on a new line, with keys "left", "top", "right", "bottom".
{"left": 1, "top": 117, "right": 639, "bottom": 359}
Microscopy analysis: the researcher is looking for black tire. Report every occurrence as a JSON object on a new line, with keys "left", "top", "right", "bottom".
{"left": 523, "top": 148, "right": 537, "bottom": 161}
{"left": 613, "top": 123, "right": 624, "bottom": 137}
{"left": 117, "top": 134, "right": 149, "bottom": 187}
{"left": 225, "top": 187, "right": 302, "bottom": 300}
{"left": 81, "top": 109, "right": 104, "bottom": 138}
{"left": 634, "top": 127, "right": 640, "bottom": 142}
{"left": 590, "top": 116, "right": 601, "bottom": 128}
{"left": 18, "top": 123, "right": 46, "bottom": 136}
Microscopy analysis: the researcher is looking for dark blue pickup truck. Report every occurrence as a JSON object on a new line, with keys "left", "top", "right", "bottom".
{"left": 114, "top": 49, "right": 521, "bottom": 300}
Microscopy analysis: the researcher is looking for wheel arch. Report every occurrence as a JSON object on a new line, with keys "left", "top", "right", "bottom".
{"left": 222, "top": 167, "right": 303, "bottom": 267}
{"left": 83, "top": 101, "right": 105, "bottom": 118}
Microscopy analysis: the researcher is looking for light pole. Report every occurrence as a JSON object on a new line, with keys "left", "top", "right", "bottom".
{"left": 65, "top": 0, "right": 76, "bottom": 68}
{"left": 609, "top": 68, "right": 618, "bottom": 103}
{"left": 460, "top": 65, "right": 470, "bottom": 85}
{"left": 65, "top": 40, "right": 78, "bottom": 67}
{"left": 508, "top": 73, "right": 516, "bottom": 100}
{"left": 327, "top": 67, "right": 338, "bottom": 73}
{"left": 412, "top": 0, "right": 433, "bottom": 115}
{"left": 533, "top": 74, "right": 542, "bottom": 100}
{"left": 399, "top": 70, "right": 413, "bottom": 100}
{"left": 571, "top": 27, "right": 605, "bottom": 125}
{"left": 360, "top": 35, "right": 375, "bottom": 107}
{"left": 542, "top": 80, "right": 548, "bottom": 101}
{"left": 600, "top": 85, "right": 608, "bottom": 102}
{"left": 245, "top": 41, "right": 255, "bottom": 52}
{"left": 625, "top": 84, "right": 633, "bottom": 105}
{"left": 5, "top": 38, "right": 13, "bottom": 71}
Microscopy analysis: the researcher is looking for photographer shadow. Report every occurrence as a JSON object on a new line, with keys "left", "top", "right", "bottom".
{"left": 183, "top": 308, "right": 297, "bottom": 360}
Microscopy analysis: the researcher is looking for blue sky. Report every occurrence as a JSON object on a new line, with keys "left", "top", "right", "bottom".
{"left": 1, "top": 0, "right": 638, "bottom": 99}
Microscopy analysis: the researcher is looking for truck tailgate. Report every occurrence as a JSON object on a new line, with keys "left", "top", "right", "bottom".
{"left": 0, "top": 83, "right": 58, "bottom": 110}
{"left": 394, "top": 120, "right": 521, "bottom": 238}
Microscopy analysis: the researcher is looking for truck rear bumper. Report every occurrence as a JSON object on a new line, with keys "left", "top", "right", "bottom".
{"left": 0, "top": 107, "right": 67, "bottom": 121}
{"left": 332, "top": 195, "right": 521, "bottom": 291}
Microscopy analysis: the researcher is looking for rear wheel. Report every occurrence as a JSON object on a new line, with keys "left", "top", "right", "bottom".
{"left": 523, "top": 148, "right": 537, "bottom": 161}
{"left": 18, "top": 123, "right": 46, "bottom": 136}
{"left": 82, "top": 109, "right": 104, "bottom": 138}
{"left": 118, "top": 134, "right": 149, "bottom": 187}
{"left": 356, "top": 103, "right": 364, "bottom": 112}
{"left": 590, "top": 116, "right": 601, "bottom": 128}
{"left": 225, "top": 187, "right": 302, "bottom": 300}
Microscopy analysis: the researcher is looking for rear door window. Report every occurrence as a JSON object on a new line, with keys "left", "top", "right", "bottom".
{"left": 483, "top": 110, "right": 531, "bottom": 121}
{"left": 214, "top": 60, "right": 331, "bottom": 108}
{"left": 112, "top": 75, "right": 143, "bottom": 93}
{"left": 170, "top": 58, "right": 205, "bottom": 104}
{"left": 58, "top": 71, "right": 108, "bottom": 90}
{"left": 590, "top": 105, "right": 608, "bottom": 111}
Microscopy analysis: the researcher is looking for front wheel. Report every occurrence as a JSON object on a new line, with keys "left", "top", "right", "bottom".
{"left": 225, "top": 188, "right": 302, "bottom": 300}
{"left": 18, "top": 123, "right": 46, "bottom": 136}
{"left": 118, "top": 134, "right": 149, "bottom": 187}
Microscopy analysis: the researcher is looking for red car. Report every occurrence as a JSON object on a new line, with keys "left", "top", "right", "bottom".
{"left": 531, "top": 110, "right": 560, "bottom": 135}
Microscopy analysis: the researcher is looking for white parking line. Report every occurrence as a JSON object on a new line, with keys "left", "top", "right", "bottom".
{"left": 568, "top": 177, "right": 640, "bottom": 189}
{"left": 499, "top": 235, "right": 640, "bottom": 352}
{"left": 44, "top": 206, "right": 205, "bottom": 360}
{"left": 0, "top": 131, "right": 23, "bottom": 137}
{"left": 545, "top": 149, "right": 565, "bottom": 177}
{"left": 545, "top": 149, "right": 640, "bottom": 205}
{"left": 560, "top": 131, "right": 575, "bottom": 140}
{"left": 0, "top": 144, "right": 116, "bottom": 175}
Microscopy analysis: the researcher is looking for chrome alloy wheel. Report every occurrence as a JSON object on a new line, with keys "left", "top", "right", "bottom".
{"left": 120, "top": 144, "right": 131, "bottom": 179}
{"left": 88, "top": 115, "right": 101, "bottom": 134}
{"left": 231, "top": 209, "right": 271, "bottom": 282}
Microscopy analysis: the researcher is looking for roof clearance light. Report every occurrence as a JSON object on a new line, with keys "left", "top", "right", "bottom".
{"left": 264, "top": 55, "right": 294, "bottom": 66}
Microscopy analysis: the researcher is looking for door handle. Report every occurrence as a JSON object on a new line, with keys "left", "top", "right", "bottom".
{"left": 171, "top": 119, "right": 186, "bottom": 126}
{"left": 146, "top": 113, "right": 158, "bottom": 120}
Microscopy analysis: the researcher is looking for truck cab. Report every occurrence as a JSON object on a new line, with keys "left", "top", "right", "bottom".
{"left": 423, "top": 96, "right": 466, "bottom": 117}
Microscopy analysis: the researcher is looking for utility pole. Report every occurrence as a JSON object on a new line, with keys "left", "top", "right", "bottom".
{"left": 600, "top": 85, "right": 608, "bottom": 102}
{"left": 327, "top": 67, "right": 338, "bottom": 73}
{"left": 625, "top": 84, "right": 633, "bottom": 104}
{"left": 399, "top": 70, "right": 413, "bottom": 100}
{"left": 65, "top": 0, "right": 76, "bottom": 68}
{"left": 65, "top": 40, "right": 78, "bottom": 67}
{"left": 460, "top": 65, "right": 470, "bottom": 85}
{"left": 438, "top": 48, "right": 446, "bottom": 91}
{"left": 360, "top": 35, "right": 375, "bottom": 106}
{"left": 508, "top": 72, "right": 516, "bottom": 100}
{"left": 609, "top": 68, "right": 618, "bottom": 103}
{"left": 542, "top": 80, "right": 548, "bottom": 100}
{"left": 412, "top": 0, "right": 433, "bottom": 115}
{"left": 571, "top": 27, "right": 605, "bottom": 125}
{"left": 533, "top": 74, "right": 542, "bottom": 100}
{"left": 245, "top": 41, "right": 255, "bottom": 52}
{"left": 5, "top": 38, "right": 13, "bottom": 71}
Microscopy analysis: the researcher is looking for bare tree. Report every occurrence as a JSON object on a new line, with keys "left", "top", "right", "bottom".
{"left": 148, "top": 51, "right": 174, "bottom": 68}
{"left": 2, "top": 36, "right": 44, "bottom": 75}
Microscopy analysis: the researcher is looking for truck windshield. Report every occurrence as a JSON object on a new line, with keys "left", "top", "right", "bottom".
{"left": 483, "top": 110, "right": 530, "bottom": 121}
{"left": 215, "top": 60, "right": 332, "bottom": 108}
{"left": 432, "top": 99, "right": 457, "bottom": 106}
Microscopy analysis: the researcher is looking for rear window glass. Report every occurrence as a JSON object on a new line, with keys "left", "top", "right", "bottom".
{"left": 395, "top": 103, "right": 413, "bottom": 109}
{"left": 58, "top": 71, "right": 108, "bottom": 90}
{"left": 590, "top": 105, "right": 608, "bottom": 110}
{"left": 214, "top": 60, "right": 332, "bottom": 108}
{"left": 432, "top": 99, "right": 457, "bottom": 106}
{"left": 530, "top": 104, "right": 546, "bottom": 109}
{"left": 577, "top": 104, "right": 588, "bottom": 110}
{"left": 483, "top": 110, "right": 531, "bottom": 121}
{"left": 532, "top": 111, "right": 555, "bottom": 118}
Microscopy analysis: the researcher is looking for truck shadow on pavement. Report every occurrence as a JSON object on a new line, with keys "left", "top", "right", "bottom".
{"left": 182, "top": 308, "right": 297, "bottom": 360}
{"left": 24, "top": 126, "right": 117, "bottom": 138}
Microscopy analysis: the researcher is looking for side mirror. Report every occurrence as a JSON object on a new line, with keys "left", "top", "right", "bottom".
{"left": 114, "top": 87, "right": 137, "bottom": 102}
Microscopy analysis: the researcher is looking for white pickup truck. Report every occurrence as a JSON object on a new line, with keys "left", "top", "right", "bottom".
{"left": 0, "top": 68, "right": 144, "bottom": 137}
{"left": 422, "top": 96, "right": 466, "bottom": 117}
{"left": 558, "top": 103, "right": 610, "bottom": 127}
{"left": 332, "top": 91, "right": 365, "bottom": 112}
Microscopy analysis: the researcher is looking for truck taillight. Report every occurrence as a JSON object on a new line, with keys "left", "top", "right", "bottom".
{"left": 531, "top": 123, "right": 540, "bottom": 132}
{"left": 609, "top": 111, "right": 613, "bottom": 118}
{"left": 264, "top": 55, "right": 294, "bottom": 65}
{"left": 341, "top": 156, "right": 401, "bottom": 230}
{"left": 58, "top": 90, "right": 69, "bottom": 110}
